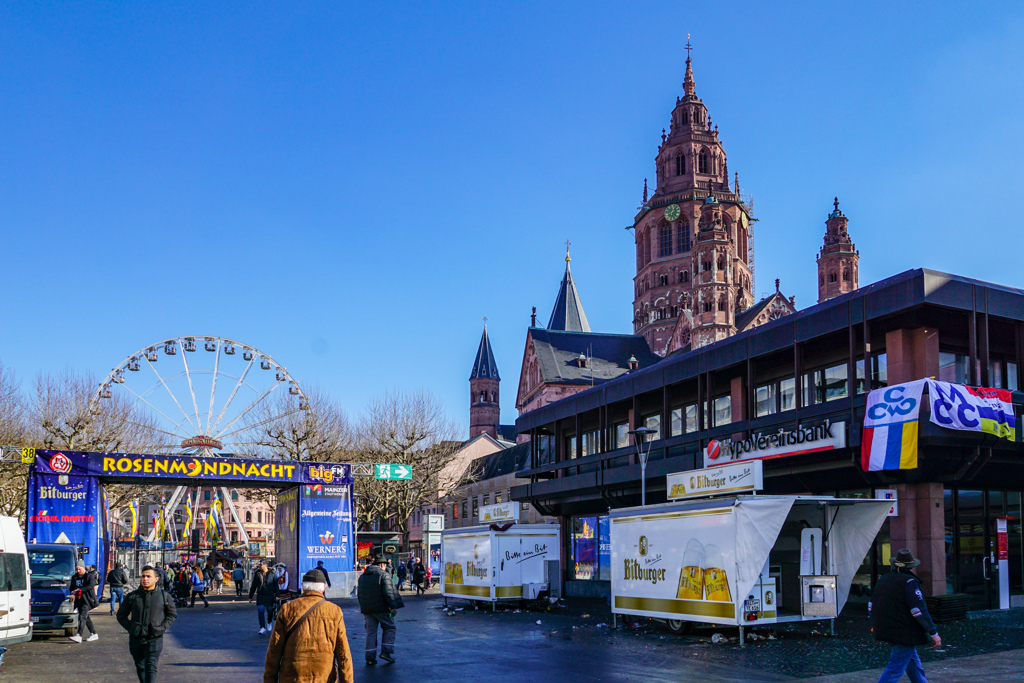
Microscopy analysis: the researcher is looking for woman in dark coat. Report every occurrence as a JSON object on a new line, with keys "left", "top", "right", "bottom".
{"left": 412, "top": 558, "right": 427, "bottom": 595}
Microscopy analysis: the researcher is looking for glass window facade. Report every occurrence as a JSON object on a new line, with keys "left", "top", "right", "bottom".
{"left": 713, "top": 396, "right": 731, "bottom": 426}
{"left": 644, "top": 414, "right": 661, "bottom": 441}
{"left": 571, "top": 516, "right": 611, "bottom": 581}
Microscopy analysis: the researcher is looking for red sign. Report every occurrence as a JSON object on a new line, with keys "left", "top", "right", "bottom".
{"left": 180, "top": 435, "right": 223, "bottom": 450}
{"left": 705, "top": 440, "right": 721, "bottom": 461}
{"left": 49, "top": 452, "right": 72, "bottom": 474}
{"left": 997, "top": 518, "right": 1009, "bottom": 561}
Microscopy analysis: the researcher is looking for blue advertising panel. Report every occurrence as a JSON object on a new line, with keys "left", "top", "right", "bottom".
{"left": 32, "top": 449, "right": 351, "bottom": 487}
{"left": 298, "top": 479, "right": 354, "bottom": 580}
{"left": 26, "top": 472, "right": 105, "bottom": 590}
{"left": 598, "top": 516, "right": 611, "bottom": 581}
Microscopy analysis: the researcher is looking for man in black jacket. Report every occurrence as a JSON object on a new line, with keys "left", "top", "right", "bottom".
{"left": 107, "top": 562, "right": 129, "bottom": 615}
{"left": 69, "top": 561, "right": 99, "bottom": 642}
{"left": 869, "top": 548, "right": 941, "bottom": 683}
{"left": 117, "top": 566, "right": 177, "bottom": 683}
{"left": 248, "top": 562, "right": 279, "bottom": 634}
{"left": 357, "top": 556, "right": 399, "bottom": 666}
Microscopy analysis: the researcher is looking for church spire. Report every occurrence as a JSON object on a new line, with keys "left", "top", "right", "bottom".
{"left": 469, "top": 322, "right": 500, "bottom": 380}
{"left": 547, "top": 245, "right": 591, "bottom": 332}
{"left": 683, "top": 36, "right": 696, "bottom": 97}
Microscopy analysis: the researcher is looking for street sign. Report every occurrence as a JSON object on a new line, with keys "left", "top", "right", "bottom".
{"left": 374, "top": 463, "right": 412, "bottom": 480}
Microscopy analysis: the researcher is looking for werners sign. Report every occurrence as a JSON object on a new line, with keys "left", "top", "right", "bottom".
{"left": 702, "top": 420, "right": 846, "bottom": 468}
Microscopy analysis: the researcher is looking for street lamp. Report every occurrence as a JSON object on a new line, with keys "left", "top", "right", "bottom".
{"left": 628, "top": 426, "right": 656, "bottom": 507}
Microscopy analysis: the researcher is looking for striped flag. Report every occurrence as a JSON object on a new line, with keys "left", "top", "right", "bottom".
{"left": 183, "top": 495, "right": 194, "bottom": 537}
{"left": 928, "top": 380, "right": 1016, "bottom": 440}
{"left": 861, "top": 380, "right": 927, "bottom": 471}
{"left": 129, "top": 500, "right": 139, "bottom": 538}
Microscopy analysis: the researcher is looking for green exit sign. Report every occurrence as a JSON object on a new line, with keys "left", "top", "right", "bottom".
{"left": 374, "top": 463, "right": 412, "bottom": 480}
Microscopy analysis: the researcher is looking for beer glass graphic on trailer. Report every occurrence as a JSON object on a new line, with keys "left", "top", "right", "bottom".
{"left": 703, "top": 544, "right": 732, "bottom": 602}
{"left": 677, "top": 538, "right": 705, "bottom": 599}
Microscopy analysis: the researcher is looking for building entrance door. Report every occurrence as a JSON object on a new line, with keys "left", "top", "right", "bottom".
{"left": 956, "top": 490, "right": 987, "bottom": 609}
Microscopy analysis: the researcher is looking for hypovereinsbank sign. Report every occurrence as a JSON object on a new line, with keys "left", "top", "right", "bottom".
{"left": 703, "top": 420, "right": 846, "bottom": 468}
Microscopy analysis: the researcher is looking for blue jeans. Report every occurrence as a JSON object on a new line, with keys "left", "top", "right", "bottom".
{"left": 257, "top": 604, "right": 268, "bottom": 630}
{"left": 877, "top": 644, "right": 929, "bottom": 683}
{"left": 110, "top": 586, "right": 124, "bottom": 613}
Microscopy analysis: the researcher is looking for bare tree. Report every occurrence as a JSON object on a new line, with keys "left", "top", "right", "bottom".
{"left": 238, "top": 386, "right": 355, "bottom": 508}
{"left": 353, "top": 390, "right": 463, "bottom": 547}
{"left": 29, "top": 368, "right": 172, "bottom": 512}
{"left": 0, "top": 362, "right": 31, "bottom": 524}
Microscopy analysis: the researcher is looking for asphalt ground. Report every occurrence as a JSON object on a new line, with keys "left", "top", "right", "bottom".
{"left": 2, "top": 588, "right": 1022, "bottom": 682}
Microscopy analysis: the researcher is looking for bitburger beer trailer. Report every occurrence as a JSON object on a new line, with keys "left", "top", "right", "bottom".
{"left": 609, "top": 461, "right": 892, "bottom": 642}
{"left": 440, "top": 524, "right": 560, "bottom": 610}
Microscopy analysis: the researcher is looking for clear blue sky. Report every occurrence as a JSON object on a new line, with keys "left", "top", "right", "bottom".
{"left": 3, "top": 2, "right": 1023, "bottom": 436}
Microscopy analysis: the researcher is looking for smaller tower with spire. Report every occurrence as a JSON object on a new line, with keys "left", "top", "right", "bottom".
{"left": 469, "top": 319, "right": 501, "bottom": 439}
{"left": 816, "top": 198, "right": 860, "bottom": 303}
{"left": 547, "top": 244, "right": 591, "bottom": 332}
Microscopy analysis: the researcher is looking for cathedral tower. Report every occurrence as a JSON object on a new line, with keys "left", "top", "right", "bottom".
{"left": 469, "top": 323, "right": 500, "bottom": 439}
{"left": 816, "top": 198, "right": 859, "bottom": 303}
{"left": 631, "top": 46, "right": 754, "bottom": 354}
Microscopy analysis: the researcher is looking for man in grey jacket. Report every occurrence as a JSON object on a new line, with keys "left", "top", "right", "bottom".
{"left": 357, "top": 556, "right": 399, "bottom": 666}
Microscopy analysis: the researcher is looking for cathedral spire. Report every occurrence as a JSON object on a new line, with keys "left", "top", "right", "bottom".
{"left": 683, "top": 36, "right": 696, "bottom": 97}
{"left": 469, "top": 322, "right": 499, "bottom": 380}
{"left": 547, "top": 247, "right": 591, "bottom": 332}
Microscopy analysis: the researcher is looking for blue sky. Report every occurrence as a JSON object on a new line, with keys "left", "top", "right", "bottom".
{"left": 3, "top": 2, "right": 1023, "bottom": 435}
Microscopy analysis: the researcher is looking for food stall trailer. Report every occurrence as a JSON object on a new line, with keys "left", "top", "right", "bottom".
{"left": 441, "top": 524, "right": 560, "bottom": 609}
{"left": 610, "top": 493, "right": 891, "bottom": 642}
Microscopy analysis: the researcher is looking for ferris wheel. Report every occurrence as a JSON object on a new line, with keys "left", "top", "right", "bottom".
{"left": 91, "top": 336, "right": 310, "bottom": 547}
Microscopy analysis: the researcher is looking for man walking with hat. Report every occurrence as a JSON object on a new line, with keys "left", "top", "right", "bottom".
{"left": 357, "top": 555, "right": 400, "bottom": 666}
{"left": 263, "top": 569, "right": 353, "bottom": 683}
{"left": 870, "top": 548, "right": 941, "bottom": 683}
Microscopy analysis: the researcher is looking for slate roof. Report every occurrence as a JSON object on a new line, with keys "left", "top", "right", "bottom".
{"left": 469, "top": 326, "right": 500, "bottom": 380}
{"left": 496, "top": 424, "right": 517, "bottom": 442}
{"left": 529, "top": 328, "right": 661, "bottom": 386}
{"left": 469, "top": 442, "right": 530, "bottom": 481}
{"left": 734, "top": 295, "right": 776, "bottom": 331}
{"left": 546, "top": 260, "right": 591, "bottom": 332}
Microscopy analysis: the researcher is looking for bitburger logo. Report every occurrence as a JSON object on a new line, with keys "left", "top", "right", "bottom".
{"left": 639, "top": 535, "right": 648, "bottom": 556}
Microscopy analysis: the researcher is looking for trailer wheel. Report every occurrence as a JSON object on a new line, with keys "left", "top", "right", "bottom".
{"left": 619, "top": 613, "right": 633, "bottom": 625}
{"left": 666, "top": 619, "right": 693, "bottom": 635}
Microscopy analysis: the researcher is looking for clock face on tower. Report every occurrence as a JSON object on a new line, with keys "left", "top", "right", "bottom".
{"left": 664, "top": 204, "right": 681, "bottom": 221}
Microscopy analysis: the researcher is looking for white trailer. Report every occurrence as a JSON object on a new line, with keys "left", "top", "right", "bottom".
{"left": 441, "top": 524, "right": 560, "bottom": 607}
{"left": 610, "top": 495, "right": 891, "bottom": 639}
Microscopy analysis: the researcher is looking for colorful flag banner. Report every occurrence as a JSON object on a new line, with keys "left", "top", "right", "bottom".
{"left": 183, "top": 494, "right": 194, "bottom": 537}
{"left": 129, "top": 500, "right": 139, "bottom": 538}
{"left": 927, "top": 380, "right": 1016, "bottom": 441}
{"left": 861, "top": 379, "right": 927, "bottom": 471}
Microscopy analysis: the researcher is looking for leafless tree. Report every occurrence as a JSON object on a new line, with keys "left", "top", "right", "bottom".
{"left": 352, "top": 390, "right": 463, "bottom": 547}
{"left": 0, "top": 362, "right": 31, "bottom": 524}
{"left": 29, "top": 368, "right": 171, "bottom": 512}
{"left": 237, "top": 386, "right": 355, "bottom": 508}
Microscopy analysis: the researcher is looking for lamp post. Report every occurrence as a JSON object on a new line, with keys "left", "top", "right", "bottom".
{"left": 628, "top": 426, "right": 656, "bottom": 507}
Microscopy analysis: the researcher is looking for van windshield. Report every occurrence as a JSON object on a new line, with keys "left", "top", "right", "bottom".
{"left": 28, "top": 548, "right": 77, "bottom": 581}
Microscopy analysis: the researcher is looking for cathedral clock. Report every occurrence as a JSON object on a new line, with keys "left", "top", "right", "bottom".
{"left": 664, "top": 204, "right": 681, "bottom": 221}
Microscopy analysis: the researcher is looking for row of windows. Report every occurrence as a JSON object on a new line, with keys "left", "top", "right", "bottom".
{"left": 666, "top": 149, "right": 713, "bottom": 178}
{"left": 657, "top": 220, "right": 693, "bottom": 258}
{"left": 171, "top": 504, "right": 273, "bottom": 527}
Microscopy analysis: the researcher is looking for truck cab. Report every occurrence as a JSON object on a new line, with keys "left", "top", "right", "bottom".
{"left": 26, "top": 544, "right": 79, "bottom": 637}
{"left": 0, "top": 516, "right": 32, "bottom": 646}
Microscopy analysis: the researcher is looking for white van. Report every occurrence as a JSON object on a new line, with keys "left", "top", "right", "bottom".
{"left": 0, "top": 516, "right": 32, "bottom": 645}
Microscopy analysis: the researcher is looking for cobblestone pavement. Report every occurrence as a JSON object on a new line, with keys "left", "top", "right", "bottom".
{"left": 1, "top": 591, "right": 1021, "bottom": 682}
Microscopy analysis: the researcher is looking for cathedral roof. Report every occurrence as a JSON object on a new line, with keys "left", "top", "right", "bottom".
{"left": 469, "top": 326, "right": 500, "bottom": 381}
{"left": 546, "top": 252, "right": 591, "bottom": 332}
{"left": 528, "top": 328, "right": 660, "bottom": 386}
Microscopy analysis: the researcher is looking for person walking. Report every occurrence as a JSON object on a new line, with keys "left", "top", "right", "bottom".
{"left": 107, "top": 562, "right": 129, "bottom": 615}
{"left": 68, "top": 561, "right": 99, "bottom": 642}
{"left": 396, "top": 561, "right": 407, "bottom": 591}
{"left": 116, "top": 565, "right": 177, "bottom": 683}
{"left": 249, "top": 562, "right": 279, "bottom": 634}
{"left": 357, "top": 556, "right": 401, "bottom": 666}
{"left": 315, "top": 560, "right": 331, "bottom": 589}
{"left": 263, "top": 569, "right": 354, "bottom": 683}
{"left": 412, "top": 558, "right": 426, "bottom": 596}
{"left": 212, "top": 563, "right": 225, "bottom": 594}
{"left": 190, "top": 565, "right": 209, "bottom": 608}
{"left": 232, "top": 564, "right": 246, "bottom": 598}
{"left": 869, "top": 548, "right": 942, "bottom": 683}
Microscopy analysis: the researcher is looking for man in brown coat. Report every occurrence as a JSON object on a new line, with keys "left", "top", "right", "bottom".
{"left": 264, "top": 569, "right": 353, "bottom": 683}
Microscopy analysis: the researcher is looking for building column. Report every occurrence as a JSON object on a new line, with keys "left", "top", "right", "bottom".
{"left": 889, "top": 483, "right": 945, "bottom": 596}
{"left": 884, "top": 327, "right": 943, "bottom": 595}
